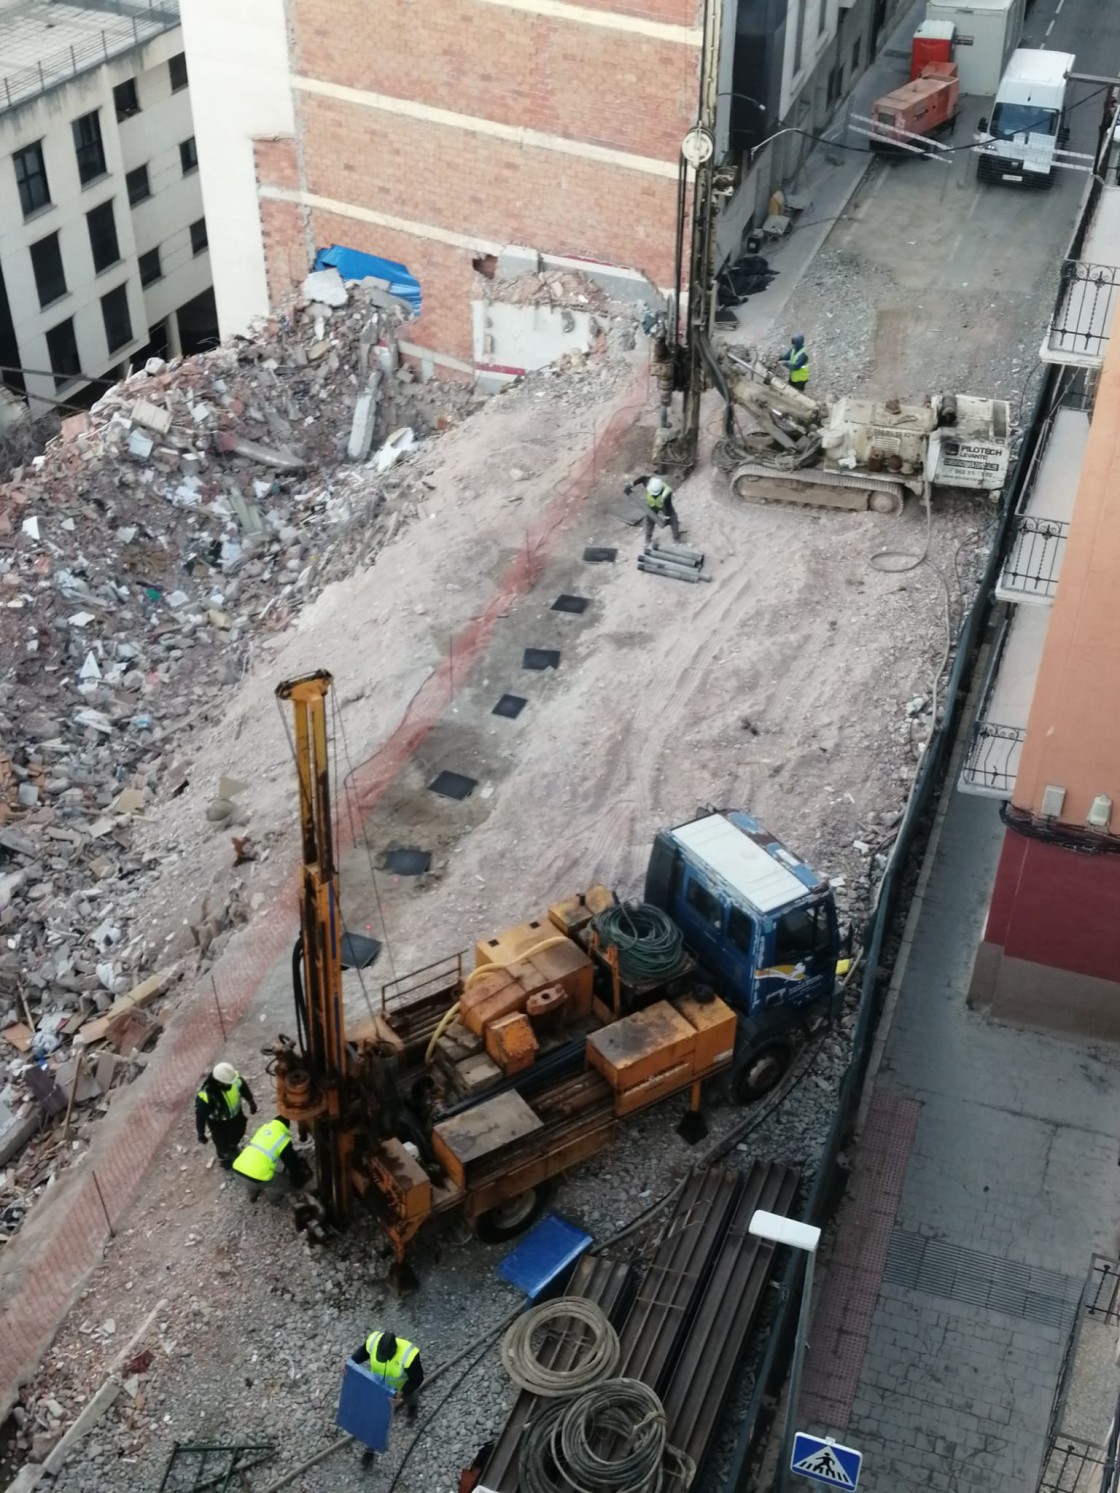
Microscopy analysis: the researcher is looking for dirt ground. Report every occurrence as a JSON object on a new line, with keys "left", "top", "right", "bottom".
{"left": 1, "top": 322, "right": 994, "bottom": 1490}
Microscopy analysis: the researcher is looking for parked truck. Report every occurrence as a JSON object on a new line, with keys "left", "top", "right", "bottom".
{"left": 976, "top": 48, "right": 1075, "bottom": 186}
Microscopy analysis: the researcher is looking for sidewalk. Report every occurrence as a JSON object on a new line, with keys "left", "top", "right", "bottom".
{"left": 800, "top": 788, "right": 1120, "bottom": 1491}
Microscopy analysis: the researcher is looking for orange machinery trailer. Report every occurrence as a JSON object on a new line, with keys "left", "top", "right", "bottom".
{"left": 870, "top": 62, "right": 960, "bottom": 152}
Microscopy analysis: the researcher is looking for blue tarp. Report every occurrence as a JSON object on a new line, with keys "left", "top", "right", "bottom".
{"left": 314, "top": 245, "right": 421, "bottom": 316}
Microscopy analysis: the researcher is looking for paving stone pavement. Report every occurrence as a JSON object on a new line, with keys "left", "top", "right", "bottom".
{"left": 801, "top": 790, "right": 1120, "bottom": 1493}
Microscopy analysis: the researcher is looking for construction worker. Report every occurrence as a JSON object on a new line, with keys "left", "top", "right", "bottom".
{"left": 195, "top": 1061, "right": 256, "bottom": 1167}
{"left": 351, "top": 1331, "right": 425, "bottom": 1465}
{"left": 231, "top": 1116, "right": 311, "bottom": 1188}
{"left": 781, "top": 333, "right": 810, "bottom": 388}
{"left": 624, "top": 475, "right": 682, "bottom": 546}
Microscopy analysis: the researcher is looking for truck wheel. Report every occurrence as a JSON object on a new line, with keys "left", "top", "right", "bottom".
{"left": 733, "top": 1038, "right": 792, "bottom": 1103}
{"left": 475, "top": 1185, "right": 549, "bottom": 1243}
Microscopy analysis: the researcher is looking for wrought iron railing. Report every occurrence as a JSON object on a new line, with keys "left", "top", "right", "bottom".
{"left": 1000, "top": 515, "right": 1069, "bottom": 600}
{"left": 1047, "top": 259, "right": 1120, "bottom": 361}
{"left": 961, "top": 721, "right": 1026, "bottom": 795}
{"left": 0, "top": 1, "right": 180, "bottom": 116}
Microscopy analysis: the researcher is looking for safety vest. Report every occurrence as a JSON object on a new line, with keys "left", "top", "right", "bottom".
{"left": 364, "top": 1333, "right": 419, "bottom": 1394}
{"left": 646, "top": 482, "right": 673, "bottom": 512}
{"left": 788, "top": 346, "right": 809, "bottom": 385}
{"left": 197, "top": 1074, "right": 242, "bottom": 1119}
{"left": 232, "top": 1120, "right": 290, "bottom": 1182}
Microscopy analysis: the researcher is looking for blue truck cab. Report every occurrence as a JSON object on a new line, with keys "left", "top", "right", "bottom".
{"left": 644, "top": 809, "right": 840, "bottom": 1097}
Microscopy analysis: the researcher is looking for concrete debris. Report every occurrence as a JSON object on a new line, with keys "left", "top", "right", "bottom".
{"left": 0, "top": 272, "right": 489, "bottom": 1242}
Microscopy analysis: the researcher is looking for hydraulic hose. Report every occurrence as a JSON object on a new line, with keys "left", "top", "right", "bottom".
{"left": 501, "top": 1299, "right": 620, "bottom": 1398}
{"left": 591, "top": 903, "right": 685, "bottom": 984}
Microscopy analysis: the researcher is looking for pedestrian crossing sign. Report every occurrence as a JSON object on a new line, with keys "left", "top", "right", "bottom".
{"left": 791, "top": 1433, "right": 862, "bottom": 1489}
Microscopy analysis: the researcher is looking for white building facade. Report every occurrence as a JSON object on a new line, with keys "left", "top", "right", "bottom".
{"left": 0, "top": 0, "right": 217, "bottom": 415}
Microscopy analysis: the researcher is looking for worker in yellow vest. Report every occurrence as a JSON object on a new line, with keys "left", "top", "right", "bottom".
{"left": 232, "top": 1116, "right": 310, "bottom": 1188}
{"left": 351, "top": 1330, "right": 424, "bottom": 1463}
{"left": 625, "top": 475, "right": 683, "bottom": 546}
{"left": 196, "top": 1061, "right": 257, "bottom": 1168}
{"left": 781, "top": 333, "right": 810, "bottom": 388}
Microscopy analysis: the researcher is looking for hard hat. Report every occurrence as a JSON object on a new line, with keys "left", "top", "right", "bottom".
{"left": 792, "top": 333, "right": 805, "bottom": 349}
{"left": 213, "top": 1062, "right": 238, "bottom": 1086}
{"left": 647, "top": 476, "right": 666, "bottom": 496}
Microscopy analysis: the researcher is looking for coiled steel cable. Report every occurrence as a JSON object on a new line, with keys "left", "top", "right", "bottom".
{"left": 520, "top": 1378, "right": 695, "bottom": 1493}
{"left": 591, "top": 903, "right": 685, "bottom": 983}
{"left": 502, "top": 1299, "right": 621, "bottom": 1398}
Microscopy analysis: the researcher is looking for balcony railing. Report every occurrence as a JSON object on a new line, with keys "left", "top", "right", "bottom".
{"left": 960, "top": 721, "right": 1027, "bottom": 796}
{"left": 1046, "top": 259, "right": 1120, "bottom": 363}
{"left": 0, "top": 1, "right": 180, "bottom": 117}
{"left": 999, "top": 515, "right": 1069, "bottom": 603}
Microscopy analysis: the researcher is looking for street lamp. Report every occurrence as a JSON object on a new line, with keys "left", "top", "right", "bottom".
{"left": 749, "top": 1209, "right": 822, "bottom": 1493}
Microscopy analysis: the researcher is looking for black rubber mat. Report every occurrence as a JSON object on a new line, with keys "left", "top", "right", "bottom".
{"left": 492, "top": 693, "right": 527, "bottom": 718}
{"left": 341, "top": 932, "right": 381, "bottom": 970}
{"left": 384, "top": 848, "right": 432, "bottom": 875}
{"left": 523, "top": 648, "right": 560, "bottom": 670}
{"left": 551, "top": 594, "right": 589, "bottom": 614}
{"left": 429, "top": 770, "right": 477, "bottom": 800}
{"left": 583, "top": 546, "right": 618, "bottom": 563}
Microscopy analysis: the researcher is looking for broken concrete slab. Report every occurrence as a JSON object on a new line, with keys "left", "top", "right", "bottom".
{"left": 0, "top": 1108, "right": 40, "bottom": 1166}
{"left": 302, "top": 267, "right": 349, "bottom": 307}
{"left": 348, "top": 381, "right": 381, "bottom": 462}
{"left": 215, "top": 433, "right": 306, "bottom": 470}
{"left": 131, "top": 398, "right": 172, "bottom": 436}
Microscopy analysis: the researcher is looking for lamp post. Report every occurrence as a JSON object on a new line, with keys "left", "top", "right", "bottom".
{"left": 749, "top": 1209, "right": 822, "bottom": 1493}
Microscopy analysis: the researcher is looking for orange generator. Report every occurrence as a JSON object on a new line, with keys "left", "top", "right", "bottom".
{"left": 870, "top": 62, "right": 959, "bottom": 153}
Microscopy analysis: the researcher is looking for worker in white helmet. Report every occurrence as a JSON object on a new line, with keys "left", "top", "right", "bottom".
{"left": 624, "top": 474, "right": 683, "bottom": 546}
{"left": 195, "top": 1060, "right": 257, "bottom": 1168}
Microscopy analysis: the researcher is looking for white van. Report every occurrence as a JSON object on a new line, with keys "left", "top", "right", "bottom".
{"left": 975, "top": 48, "right": 1075, "bottom": 187}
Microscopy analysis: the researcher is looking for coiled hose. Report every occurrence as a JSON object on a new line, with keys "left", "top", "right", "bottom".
{"left": 501, "top": 1299, "right": 621, "bottom": 1397}
{"left": 591, "top": 903, "right": 685, "bottom": 984}
{"left": 520, "top": 1378, "right": 695, "bottom": 1493}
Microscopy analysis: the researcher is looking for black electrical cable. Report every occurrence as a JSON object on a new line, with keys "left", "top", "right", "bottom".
{"left": 1001, "top": 800, "right": 1120, "bottom": 855}
{"left": 591, "top": 902, "right": 685, "bottom": 982}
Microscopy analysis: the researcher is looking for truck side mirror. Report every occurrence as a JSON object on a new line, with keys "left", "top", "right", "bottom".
{"left": 978, "top": 116, "right": 989, "bottom": 132}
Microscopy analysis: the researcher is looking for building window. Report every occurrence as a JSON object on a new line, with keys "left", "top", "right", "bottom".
{"left": 169, "top": 51, "right": 188, "bottom": 92}
{"left": 179, "top": 137, "right": 198, "bottom": 175}
{"left": 190, "top": 217, "right": 208, "bottom": 255}
{"left": 113, "top": 78, "right": 140, "bottom": 121}
{"left": 72, "top": 111, "right": 107, "bottom": 185}
{"left": 818, "top": 0, "right": 827, "bottom": 34}
{"left": 138, "top": 247, "right": 162, "bottom": 287}
{"left": 126, "top": 164, "right": 151, "bottom": 205}
{"left": 30, "top": 231, "right": 67, "bottom": 309}
{"left": 46, "top": 317, "right": 81, "bottom": 388}
{"left": 792, "top": 0, "right": 804, "bottom": 71}
{"left": 101, "top": 284, "right": 133, "bottom": 353}
{"left": 13, "top": 142, "right": 50, "bottom": 218}
{"left": 86, "top": 200, "right": 120, "bottom": 274}
{"left": 851, "top": 36, "right": 861, "bottom": 73}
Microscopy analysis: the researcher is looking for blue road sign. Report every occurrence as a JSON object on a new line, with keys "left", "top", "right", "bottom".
{"left": 791, "top": 1433, "right": 863, "bottom": 1489}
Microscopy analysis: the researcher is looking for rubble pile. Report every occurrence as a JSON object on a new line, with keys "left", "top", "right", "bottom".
{"left": 0, "top": 268, "right": 476, "bottom": 1236}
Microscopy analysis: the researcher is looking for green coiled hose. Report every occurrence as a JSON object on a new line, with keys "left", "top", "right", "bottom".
{"left": 591, "top": 902, "right": 685, "bottom": 983}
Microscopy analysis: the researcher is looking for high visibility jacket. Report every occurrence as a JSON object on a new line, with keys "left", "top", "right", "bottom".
{"left": 197, "top": 1073, "right": 242, "bottom": 1120}
{"left": 646, "top": 482, "right": 674, "bottom": 512}
{"left": 233, "top": 1120, "right": 291, "bottom": 1182}
{"left": 365, "top": 1333, "right": 419, "bottom": 1394}
{"left": 787, "top": 346, "right": 809, "bottom": 384}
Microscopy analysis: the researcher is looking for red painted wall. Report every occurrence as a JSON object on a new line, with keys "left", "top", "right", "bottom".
{"left": 988, "top": 828, "right": 1120, "bottom": 984}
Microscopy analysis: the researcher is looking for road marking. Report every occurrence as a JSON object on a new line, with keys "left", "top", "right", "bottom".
{"left": 1046, "top": 19, "right": 1055, "bottom": 34}
{"left": 1055, "top": 0, "right": 1064, "bottom": 11}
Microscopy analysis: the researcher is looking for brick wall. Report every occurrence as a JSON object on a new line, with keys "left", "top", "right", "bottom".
{"left": 254, "top": 137, "right": 308, "bottom": 309}
{"left": 289, "top": 0, "right": 697, "bottom": 162}
{"left": 268, "top": 0, "right": 700, "bottom": 368}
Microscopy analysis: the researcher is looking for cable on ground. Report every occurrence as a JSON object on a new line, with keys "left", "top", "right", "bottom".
{"left": 520, "top": 1378, "right": 694, "bottom": 1493}
{"left": 502, "top": 1299, "right": 621, "bottom": 1397}
{"left": 591, "top": 903, "right": 685, "bottom": 983}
